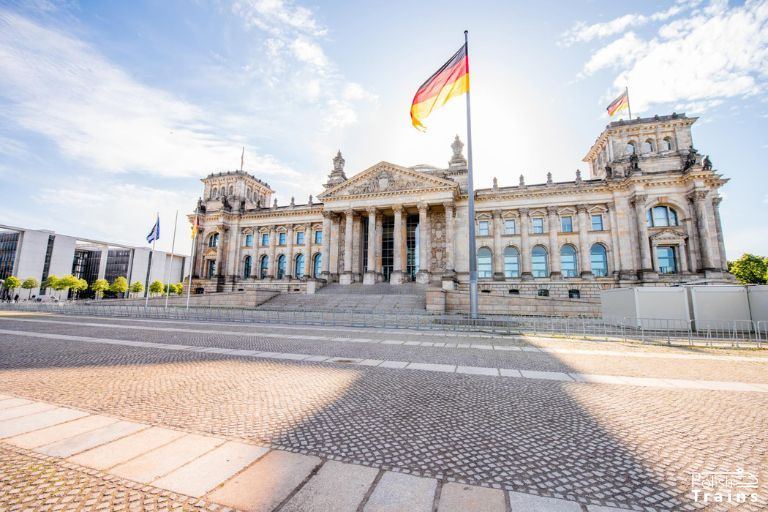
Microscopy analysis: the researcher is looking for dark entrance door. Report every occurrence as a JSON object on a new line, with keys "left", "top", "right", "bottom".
{"left": 382, "top": 216, "right": 394, "bottom": 282}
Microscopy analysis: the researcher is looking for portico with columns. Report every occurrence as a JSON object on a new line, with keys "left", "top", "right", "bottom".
{"left": 189, "top": 113, "right": 732, "bottom": 301}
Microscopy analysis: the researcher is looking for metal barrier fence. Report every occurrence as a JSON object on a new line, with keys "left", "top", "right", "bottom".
{"left": 1, "top": 302, "right": 765, "bottom": 348}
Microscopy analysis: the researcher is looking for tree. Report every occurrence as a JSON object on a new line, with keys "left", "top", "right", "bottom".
{"left": 75, "top": 278, "right": 88, "bottom": 299}
{"left": 4, "top": 276, "right": 21, "bottom": 299}
{"left": 54, "top": 274, "right": 80, "bottom": 300}
{"left": 91, "top": 278, "right": 109, "bottom": 299}
{"left": 110, "top": 276, "right": 129, "bottom": 297}
{"left": 21, "top": 277, "right": 39, "bottom": 299}
{"left": 43, "top": 275, "right": 59, "bottom": 296}
{"left": 149, "top": 280, "right": 164, "bottom": 297}
{"left": 129, "top": 281, "right": 144, "bottom": 297}
{"left": 728, "top": 254, "right": 767, "bottom": 284}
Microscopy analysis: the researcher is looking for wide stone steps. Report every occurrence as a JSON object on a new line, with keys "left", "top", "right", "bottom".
{"left": 256, "top": 291, "right": 427, "bottom": 314}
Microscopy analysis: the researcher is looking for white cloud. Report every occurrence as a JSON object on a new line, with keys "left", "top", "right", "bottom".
{"left": 290, "top": 37, "right": 328, "bottom": 68}
{"left": 232, "top": 0, "right": 326, "bottom": 37}
{"left": 569, "top": 0, "right": 768, "bottom": 114}
{"left": 0, "top": 10, "right": 301, "bottom": 180}
{"left": 560, "top": 1, "right": 701, "bottom": 46}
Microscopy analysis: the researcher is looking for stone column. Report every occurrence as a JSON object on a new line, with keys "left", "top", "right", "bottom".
{"left": 391, "top": 205, "right": 405, "bottom": 285}
{"left": 417, "top": 203, "right": 431, "bottom": 284}
{"left": 364, "top": 207, "right": 377, "bottom": 285}
{"left": 577, "top": 205, "right": 592, "bottom": 278}
{"left": 607, "top": 205, "right": 621, "bottom": 275}
{"left": 547, "top": 207, "right": 561, "bottom": 278}
{"left": 330, "top": 213, "right": 340, "bottom": 280}
{"left": 678, "top": 242, "right": 689, "bottom": 273}
{"left": 268, "top": 225, "right": 277, "bottom": 279}
{"left": 214, "top": 228, "right": 224, "bottom": 277}
{"left": 492, "top": 210, "right": 504, "bottom": 281}
{"left": 520, "top": 208, "right": 532, "bottom": 280}
{"left": 689, "top": 190, "right": 715, "bottom": 271}
{"left": 375, "top": 213, "right": 383, "bottom": 278}
{"left": 632, "top": 195, "right": 655, "bottom": 279}
{"left": 712, "top": 196, "right": 728, "bottom": 271}
{"left": 304, "top": 226, "right": 312, "bottom": 278}
{"left": 443, "top": 203, "right": 455, "bottom": 274}
{"left": 320, "top": 212, "right": 332, "bottom": 280}
{"left": 340, "top": 209, "right": 355, "bottom": 285}
{"left": 285, "top": 224, "right": 294, "bottom": 279}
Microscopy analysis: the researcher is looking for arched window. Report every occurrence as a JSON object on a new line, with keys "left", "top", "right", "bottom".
{"left": 642, "top": 139, "right": 654, "bottom": 153}
{"left": 277, "top": 255, "right": 286, "bottom": 279}
{"left": 661, "top": 137, "right": 673, "bottom": 151}
{"left": 295, "top": 254, "right": 305, "bottom": 278}
{"left": 590, "top": 244, "right": 608, "bottom": 277}
{"left": 313, "top": 253, "right": 322, "bottom": 278}
{"left": 210, "top": 187, "right": 217, "bottom": 199}
{"left": 208, "top": 233, "right": 219, "bottom": 248}
{"left": 477, "top": 247, "right": 492, "bottom": 278}
{"left": 532, "top": 246, "right": 548, "bottom": 278}
{"left": 228, "top": 185, "right": 234, "bottom": 195}
{"left": 560, "top": 245, "right": 578, "bottom": 277}
{"left": 503, "top": 246, "right": 519, "bottom": 278}
{"left": 243, "top": 256, "right": 252, "bottom": 279}
{"left": 626, "top": 141, "right": 636, "bottom": 155}
{"left": 647, "top": 205, "right": 679, "bottom": 227}
{"left": 259, "top": 255, "right": 269, "bottom": 279}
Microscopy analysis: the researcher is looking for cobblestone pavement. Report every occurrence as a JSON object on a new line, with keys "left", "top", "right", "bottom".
{"left": 0, "top": 445, "right": 219, "bottom": 511}
{"left": 1, "top": 313, "right": 767, "bottom": 511}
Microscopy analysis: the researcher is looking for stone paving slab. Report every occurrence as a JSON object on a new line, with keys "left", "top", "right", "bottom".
{"left": 407, "top": 362, "right": 457, "bottom": 373}
{"left": 0, "top": 401, "right": 56, "bottom": 421}
{"left": 37, "top": 420, "right": 146, "bottom": 457}
{"left": 208, "top": 450, "right": 322, "bottom": 512}
{"left": 363, "top": 471, "right": 436, "bottom": 512}
{"left": 68, "top": 426, "right": 185, "bottom": 470}
{"left": 0, "top": 407, "right": 88, "bottom": 439}
{"left": 8, "top": 414, "right": 117, "bottom": 448}
{"left": 438, "top": 482, "right": 506, "bottom": 512}
{"left": 280, "top": 460, "right": 379, "bottom": 512}
{"left": 508, "top": 491, "right": 582, "bottom": 511}
{"left": 152, "top": 441, "right": 269, "bottom": 497}
{"left": 520, "top": 370, "right": 574, "bottom": 381}
{"left": 456, "top": 366, "right": 499, "bottom": 376}
{"left": 110, "top": 432, "right": 223, "bottom": 483}
{"left": 0, "top": 397, "right": 33, "bottom": 409}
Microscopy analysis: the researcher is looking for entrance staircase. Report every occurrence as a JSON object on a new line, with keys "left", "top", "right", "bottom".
{"left": 255, "top": 283, "right": 428, "bottom": 314}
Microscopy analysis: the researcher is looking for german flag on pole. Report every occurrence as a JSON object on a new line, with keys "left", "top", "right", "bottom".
{"left": 606, "top": 88, "right": 630, "bottom": 117}
{"left": 410, "top": 44, "right": 469, "bottom": 131}
{"left": 191, "top": 216, "right": 199, "bottom": 239}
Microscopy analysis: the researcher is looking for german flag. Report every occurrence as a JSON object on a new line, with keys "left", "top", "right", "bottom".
{"left": 410, "top": 44, "right": 469, "bottom": 131}
{"left": 191, "top": 216, "right": 199, "bottom": 239}
{"left": 606, "top": 89, "right": 629, "bottom": 117}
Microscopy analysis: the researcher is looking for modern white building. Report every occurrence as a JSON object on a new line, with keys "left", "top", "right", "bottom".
{"left": 0, "top": 224, "right": 188, "bottom": 298}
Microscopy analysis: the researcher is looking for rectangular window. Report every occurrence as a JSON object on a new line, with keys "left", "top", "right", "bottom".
{"left": 591, "top": 214, "right": 604, "bottom": 231}
{"left": 478, "top": 220, "right": 490, "bottom": 236}
{"left": 278, "top": 232, "right": 286, "bottom": 245}
{"left": 504, "top": 219, "right": 516, "bottom": 235}
{"left": 656, "top": 246, "right": 677, "bottom": 274}
{"left": 532, "top": 218, "right": 544, "bottom": 234}
{"left": 561, "top": 216, "right": 573, "bottom": 233}
{"left": 261, "top": 233, "right": 269, "bottom": 246}
{"left": 296, "top": 231, "right": 304, "bottom": 245}
{"left": 314, "top": 230, "right": 322, "bottom": 244}
{"left": 244, "top": 234, "right": 253, "bottom": 247}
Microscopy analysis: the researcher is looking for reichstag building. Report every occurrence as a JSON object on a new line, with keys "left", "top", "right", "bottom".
{"left": 189, "top": 113, "right": 730, "bottom": 300}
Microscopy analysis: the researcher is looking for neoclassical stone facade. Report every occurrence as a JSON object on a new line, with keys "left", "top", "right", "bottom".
{"left": 190, "top": 114, "right": 730, "bottom": 299}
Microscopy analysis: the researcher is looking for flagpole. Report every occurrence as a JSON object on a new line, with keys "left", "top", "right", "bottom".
{"left": 626, "top": 87, "right": 632, "bottom": 120}
{"left": 164, "top": 210, "right": 178, "bottom": 309}
{"left": 464, "top": 30, "right": 479, "bottom": 319}
{"left": 186, "top": 226, "right": 196, "bottom": 311}
{"left": 145, "top": 212, "right": 158, "bottom": 308}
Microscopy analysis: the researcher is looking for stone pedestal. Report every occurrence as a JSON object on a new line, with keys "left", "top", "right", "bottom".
{"left": 579, "top": 271, "right": 594, "bottom": 280}
{"left": 416, "top": 270, "right": 431, "bottom": 284}
{"left": 363, "top": 271, "right": 377, "bottom": 285}
{"left": 521, "top": 272, "right": 533, "bottom": 281}
{"left": 339, "top": 271, "right": 353, "bottom": 285}
{"left": 441, "top": 275, "right": 456, "bottom": 290}
{"left": 492, "top": 272, "right": 505, "bottom": 281}
{"left": 390, "top": 270, "right": 405, "bottom": 285}
{"left": 638, "top": 269, "right": 658, "bottom": 281}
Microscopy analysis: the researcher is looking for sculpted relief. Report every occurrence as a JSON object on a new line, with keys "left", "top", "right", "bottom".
{"left": 340, "top": 169, "right": 436, "bottom": 196}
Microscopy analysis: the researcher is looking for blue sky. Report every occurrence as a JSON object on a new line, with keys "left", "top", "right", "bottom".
{"left": 0, "top": 0, "right": 766, "bottom": 258}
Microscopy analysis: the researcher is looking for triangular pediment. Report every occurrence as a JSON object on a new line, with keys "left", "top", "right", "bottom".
{"left": 650, "top": 228, "right": 686, "bottom": 241}
{"left": 318, "top": 161, "right": 457, "bottom": 200}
